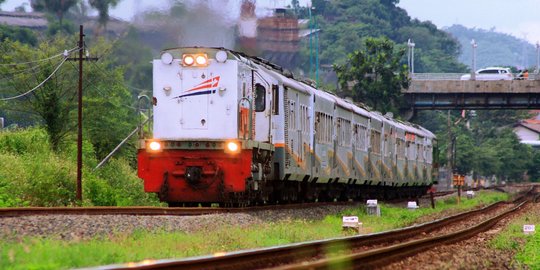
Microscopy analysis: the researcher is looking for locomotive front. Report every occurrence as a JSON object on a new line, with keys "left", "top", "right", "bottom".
{"left": 137, "top": 48, "right": 263, "bottom": 206}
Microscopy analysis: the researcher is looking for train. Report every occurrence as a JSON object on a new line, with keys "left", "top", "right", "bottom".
{"left": 137, "top": 47, "right": 437, "bottom": 206}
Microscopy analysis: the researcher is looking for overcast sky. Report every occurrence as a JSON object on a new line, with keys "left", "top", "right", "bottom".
{"left": 3, "top": 0, "right": 539, "bottom": 44}
{"left": 398, "top": 0, "right": 540, "bottom": 44}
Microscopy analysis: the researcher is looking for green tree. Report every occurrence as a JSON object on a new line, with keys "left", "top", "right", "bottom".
{"left": 528, "top": 150, "right": 540, "bottom": 182}
{"left": 334, "top": 37, "right": 408, "bottom": 114}
{"left": 297, "top": 0, "right": 467, "bottom": 79}
{"left": 0, "top": 36, "right": 136, "bottom": 158}
{"left": 0, "top": 25, "right": 37, "bottom": 46}
{"left": 109, "top": 27, "right": 153, "bottom": 93}
{"left": 89, "top": 0, "right": 121, "bottom": 31}
{"left": 30, "top": 0, "right": 77, "bottom": 24}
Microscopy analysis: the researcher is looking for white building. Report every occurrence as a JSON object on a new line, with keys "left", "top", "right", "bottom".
{"left": 514, "top": 110, "right": 540, "bottom": 147}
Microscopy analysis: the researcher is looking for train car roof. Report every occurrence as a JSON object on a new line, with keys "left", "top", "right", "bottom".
{"left": 262, "top": 67, "right": 312, "bottom": 95}
{"left": 418, "top": 125, "right": 436, "bottom": 139}
{"left": 314, "top": 89, "right": 339, "bottom": 105}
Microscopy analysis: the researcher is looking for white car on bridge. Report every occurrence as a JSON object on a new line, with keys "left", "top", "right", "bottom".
{"left": 460, "top": 67, "right": 514, "bottom": 80}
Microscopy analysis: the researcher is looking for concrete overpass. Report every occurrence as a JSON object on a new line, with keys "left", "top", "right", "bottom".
{"left": 403, "top": 74, "right": 540, "bottom": 110}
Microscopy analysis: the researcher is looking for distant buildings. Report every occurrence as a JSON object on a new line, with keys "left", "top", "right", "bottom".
{"left": 514, "top": 110, "right": 540, "bottom": 147}
{"left": 0, "top": 11, "right": 47, "bottom": 30}
{"left": 0, "top": 11, "right": 129, "bottom": 37}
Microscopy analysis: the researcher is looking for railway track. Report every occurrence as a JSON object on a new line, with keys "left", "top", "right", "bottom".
{"left": 86, "top": 187, "right": 535, "bottom": 270}
{"left": 0, "top": 201, "right": 360, "bottom": 217}
{"left": 0, "top": 191, "right": 460, "bottom": 217}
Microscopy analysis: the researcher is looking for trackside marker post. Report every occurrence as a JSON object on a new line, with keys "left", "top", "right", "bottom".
{"left": 366, "top": 199, "right": 380, "bottom": 216}
{"left": 523, "top": 225, "right": 535, "bottom": 235}
{"left": 342, "top": 216, "right": 362, "bottom": 233}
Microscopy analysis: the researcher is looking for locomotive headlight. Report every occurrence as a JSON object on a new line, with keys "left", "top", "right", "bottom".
{"left": 183, "top": 55, "right": 195, "bottom": 66}
{"left": 225, "top": 141, "right": 240, "bottom": 154}
{"left": 182, "top": 54, "right": 209, "bottom": 67}
{"left": 148, "top": 141, "right": 162, "bottom": 151}
{"left": 195, "top": 55, "right": 208, "bottom": 65}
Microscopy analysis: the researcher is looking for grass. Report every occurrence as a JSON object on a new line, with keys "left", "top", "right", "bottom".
{"left": 490, "top": 206, "right": 540, "bottom": 269}
{"left": 0, "top": 191, "right": 508, "bottom": 270}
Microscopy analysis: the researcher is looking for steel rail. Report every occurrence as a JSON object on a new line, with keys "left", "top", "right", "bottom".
{"left": 0, "top": 202, "right": 359, "bottom": 218}
{"left": 83, "top": 199, "right": 514, "bottom": 270}
{"left": 270, "top": 200, "right": 529, "bottom": 270}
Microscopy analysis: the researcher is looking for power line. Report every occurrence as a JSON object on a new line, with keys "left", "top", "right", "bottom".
{"left": 0, "top": 56, "right": 70, "bottom": 101}
{"left": 0, "top": 61, "right": 49, "bottom": 78}
{"left": 0, "top": 46, "right": 79, "bottom": 67}
{"left": 126, "top": 83, "right": 151, "bottom": 93}
{"left": 0, "top": 47, "right": 78, "bottom": 66}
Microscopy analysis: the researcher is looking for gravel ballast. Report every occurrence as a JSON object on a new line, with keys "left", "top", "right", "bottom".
{"left": 0, "top": 204, "right": 359, "bottom": 241}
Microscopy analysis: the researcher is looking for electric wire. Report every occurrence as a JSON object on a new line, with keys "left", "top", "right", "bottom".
{"left": 0, "top": 61, "right": 50, "bottom": 78}
{"left": 0, "top": 46, "right": 79, "bottom": 67}
{"left": 0, "top": 55, "right": 70, "bottom": 101}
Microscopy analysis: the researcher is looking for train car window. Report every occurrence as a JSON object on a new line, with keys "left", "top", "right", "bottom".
{"left": 408, "top": 142, "right": 416, "bottom": 160}
{"left": 416, "top": 136, "right": 425, "bottom": 162}
{"left": 315, "top": 112, "right": 332, "bottom": 144}
{"left": 328, "top": 115, "right": 333, "bottom": 143}
{"left": 397, "top": 138, "right": 406, "bottom": 158}
{"left": 272, "top": 85, "right": 279, "bottom": 115}
{"left": 370, "top": 130, "right": 381, "bottom": 154}
{"left": 289, "top": 100, "right": 296, "bottom": 130}
{"left": 338, "top": 117, "right": 351, "bottom": 147}
{"left": 355, "top": 124, "right": 367, "bottom": 151}
{"left": 315, "top": 112, "right": 321, "bottom": 142}
{"left": 300, "top": 105, "right": 309, "bottom": 135}
{"left": 254, "top": 83, "right": 266, "bottom": 112}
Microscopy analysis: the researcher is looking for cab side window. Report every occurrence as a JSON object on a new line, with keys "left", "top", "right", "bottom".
{"left": 254, "top": 83, "right": 266, "bottom": 112}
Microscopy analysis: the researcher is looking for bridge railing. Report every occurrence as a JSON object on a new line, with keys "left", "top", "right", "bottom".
{"left": 410, "top": 73, "right": 463, "bottom": 80}
{"left": 410, "top": 73, "right": 540, "bottom": 81}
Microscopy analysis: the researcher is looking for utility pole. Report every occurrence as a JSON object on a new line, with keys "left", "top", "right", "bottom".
{"left": 69, "top": 25, "right": 98, "bottom": 202}
{"left": 470, "top": 39, "right": 477, "bottom": 80}
{"left": 446, "top": 110, "right": 454, "bottom": 190}
{"left": 535, "top": 41, "right": 540, "bottom": 74}
{"left": 77, "top": 25, "right": 84, "bottom": 202}
{"left": 407, "top": 39, "right": 415, "bottom": 75}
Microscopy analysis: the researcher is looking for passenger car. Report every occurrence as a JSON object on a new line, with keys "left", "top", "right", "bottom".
{"left": 460, "top": 67, "right": 514, "bottom": 80}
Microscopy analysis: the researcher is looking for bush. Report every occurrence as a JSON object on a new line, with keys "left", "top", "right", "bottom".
{"left": 0, "top": 128, "right": 50, "bottom": 155}
{"left": 0, "top": 127, "right": 160, "bottom": 207}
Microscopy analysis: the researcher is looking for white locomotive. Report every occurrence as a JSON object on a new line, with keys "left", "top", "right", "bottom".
{"left": 138, "top": 47, "right": 437, "bottom": 206}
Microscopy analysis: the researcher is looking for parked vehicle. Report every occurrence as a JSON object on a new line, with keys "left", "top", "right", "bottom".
{"left": 460, "top": 67, "right": 514, "bottom": 80}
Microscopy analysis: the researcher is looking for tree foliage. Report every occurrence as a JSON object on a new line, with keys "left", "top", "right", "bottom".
{"left": 30, "top": 0, "right": 78, "bottom": 24}
{"left": 109, "top": 27, "right": 153, "bottom": 93}
{"left": 334, "top": 37, "right": 408, "bottom": 114}
{"left": 420, "top": 109, "right": 534, "bottom": 182}
{"left": 0, "top": 25, "right": 37, "bottom": 46}
{"left": 89, "top": 0, "right": 120, "bottom": 29}
{"left": 0, "top": 36, "right": 136, "bottom": 159}
{"left": 297, "top": 0, "right": 467, "bottom": 79}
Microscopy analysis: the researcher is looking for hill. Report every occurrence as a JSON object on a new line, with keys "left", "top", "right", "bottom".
{"left": 305, "top": 0, "right": 468, "bottom": 77}
{"left": 445, "top": 24, "right": 538, "bottom": 70}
